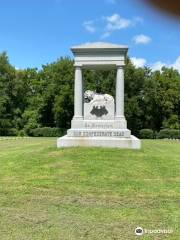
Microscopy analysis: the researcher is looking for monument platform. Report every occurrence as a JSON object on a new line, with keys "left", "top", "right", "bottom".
{"left": 57, "top": 135, "right": 141, "bottom": 149}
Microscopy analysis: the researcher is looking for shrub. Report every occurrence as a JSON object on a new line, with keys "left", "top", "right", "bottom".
{"left": 158, "top": 129, "right": 180, "bottom": 139}
{"left": 139, "top": 129, "right": 154, "bottom": 139}
{"left": 6, "top": 128, "right": 18, "bottom": 136}
{"left": 18, "top": 130, "right": 27, "bottom": 137}
{"left": 29, "top": 127, "right": 66, "bottom": 137}
{"left": 163, "top": 115, "right": 180, "bottom": 130}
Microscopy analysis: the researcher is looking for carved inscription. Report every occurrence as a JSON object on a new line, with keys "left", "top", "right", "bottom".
{"left": 73, "top": 131, "right": 125, "bottom": 137}
{"left": 85, "top": 123, "right": 113, "bottom": 129}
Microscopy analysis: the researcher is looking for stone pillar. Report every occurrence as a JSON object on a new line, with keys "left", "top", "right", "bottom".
{"left": 73, "top": 66, "right": 83, "bottom": 120}
{"left": 115, "top": 66, "right": 124, "bottom": 119}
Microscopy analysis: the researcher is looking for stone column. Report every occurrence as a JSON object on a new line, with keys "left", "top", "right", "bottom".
{"left": 115, "top": 66, "right": 124, "bottom": 119}
{"left": 73, "top": 66, "right": 83, "bottom": 120}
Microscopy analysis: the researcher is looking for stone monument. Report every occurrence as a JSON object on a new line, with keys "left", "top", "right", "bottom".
{"left": 57, "top": 42, "right": 141, "bottom": 149}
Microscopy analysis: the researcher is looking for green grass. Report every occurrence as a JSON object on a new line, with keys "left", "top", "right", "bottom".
{"left": 0, "top": 138, "right": 179, "bottom": 240}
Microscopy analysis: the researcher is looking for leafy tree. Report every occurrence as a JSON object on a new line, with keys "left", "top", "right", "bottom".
{"left": 0, "top": 52, "right": 16, "bottom": 135}
{"left": 0, "top": 52, "right": 179, "bottom": 136}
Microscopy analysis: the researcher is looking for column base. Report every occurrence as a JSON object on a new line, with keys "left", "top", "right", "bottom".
{"left": 114, "top": 116, "right": 127, "bottom": 128}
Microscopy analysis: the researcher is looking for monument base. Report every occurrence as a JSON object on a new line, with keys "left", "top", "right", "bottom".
{"left": 57, "top": 135, "right": 141, "bottom": 149}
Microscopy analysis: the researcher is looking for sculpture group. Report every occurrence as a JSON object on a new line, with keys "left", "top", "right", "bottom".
{"left": 57, "top": 42, "right": 141, "bottom": 149}
{"left": 84, "top": 90, "right": 114, "bottom": 105}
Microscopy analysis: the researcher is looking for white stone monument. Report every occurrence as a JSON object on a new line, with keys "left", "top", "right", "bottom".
{"left": 57, "top": 42, "right": 141, "bottom": 149}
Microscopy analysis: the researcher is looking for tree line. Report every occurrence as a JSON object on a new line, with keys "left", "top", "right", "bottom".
{"left": 0, "top": 52, "right": 180, "bottom": 136}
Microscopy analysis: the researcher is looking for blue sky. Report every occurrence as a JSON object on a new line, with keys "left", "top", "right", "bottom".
{"left": 0, "top": 0, "right": 180, "bottom": 70}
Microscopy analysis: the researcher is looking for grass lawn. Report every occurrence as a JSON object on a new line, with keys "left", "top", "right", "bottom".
{"left": 0, "top": 138, "right": 179, "bottom": 240}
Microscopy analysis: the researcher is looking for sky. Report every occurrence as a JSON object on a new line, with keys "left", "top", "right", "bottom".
{"left": 0, "top": 0, "right": 180, "bottom": 71}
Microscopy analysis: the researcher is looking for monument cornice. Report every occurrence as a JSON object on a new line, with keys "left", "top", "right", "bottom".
{"left": 71, "top": 42, "right": 128, "bottom": 55}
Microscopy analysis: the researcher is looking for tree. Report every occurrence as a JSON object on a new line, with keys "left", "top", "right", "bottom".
{"left": 0, "top": 52, "right": 16, "bottom": 135}
{"left": 0, "top": 52, "right": 179, "bottom": 136}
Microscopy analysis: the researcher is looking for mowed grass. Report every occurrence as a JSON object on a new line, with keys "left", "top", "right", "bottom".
{"left": 0, "top": 138, "right": 179, "bottom": 240}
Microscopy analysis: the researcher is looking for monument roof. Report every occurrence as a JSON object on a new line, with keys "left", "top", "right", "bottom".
{"left": 71, "top": 42, "right": 128, "bottom": 49}
{"left": 71, "top": 42, "right": 128, "bottom": 54}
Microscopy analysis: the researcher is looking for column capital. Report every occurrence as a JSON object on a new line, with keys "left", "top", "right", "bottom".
{"left": 116, "top": 65, "right": 124, "bottom": 69}
{"left": 74, "top": 63, "right": 83, "bottom": 68}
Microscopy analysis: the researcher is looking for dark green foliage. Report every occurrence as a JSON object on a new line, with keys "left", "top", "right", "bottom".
{"left": 0, "top": 52, "right": 180, "bottom": 136}
{"left": 158, "top": 129, "right": 180, "bottom": 139}
{"left": 139, "top": 129, "right": 154, "bottom": 139}
{"left": 29, "top": 127, "right": 66, "bottom": 137}
{"left": 18, "top": 129, "right": 27, "bottom": 137}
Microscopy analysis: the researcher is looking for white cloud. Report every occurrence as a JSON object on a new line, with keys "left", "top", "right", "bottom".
{"left": 172, "top": 56, "right": 180, "bottom": 72}
{"left": 101, "top": 32, "right": 111, "bottom": 39}
{"left": 83, "top": 14, "right": 143, "bottom": 39}
{"left": 83, "top": 20, "right": 96, "bottom": 33}
{"left": 101, "top": 14, "right": 132, "bottom": 39}
{"left": 151, "top": 61, "right": 166, "bottom": 71}
{"left": 131, "top": 57, "right": 147, "bottom": 68}
{"left": 106, "top": 14, "right": 131, "bottom": 31}
{"left": 151, "top": 56, "right": 180, "bottom": 72}
{"left": 130, "top": 56, "right": 180, "bottom": 72}
{"left": 133, "top": 34, "right": 151, "bottom": 45}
